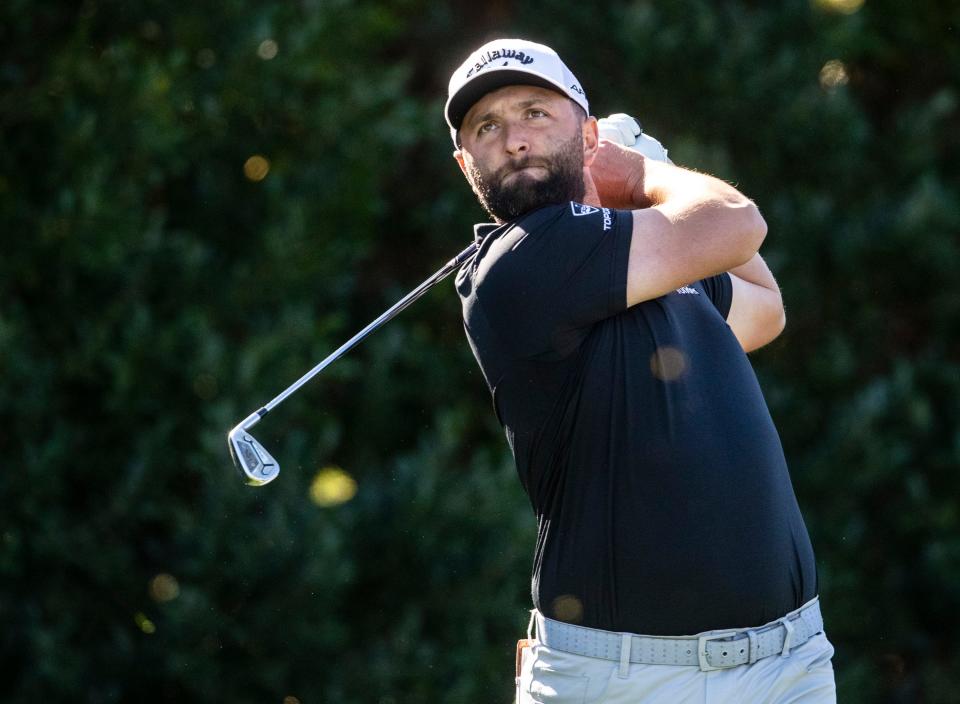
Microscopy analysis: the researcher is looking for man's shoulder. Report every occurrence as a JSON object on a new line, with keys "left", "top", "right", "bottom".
{"left": 491, "top": 203, "right": 621, "bottom": 249}
{"left": 468, "top": 202, "right": 626, "bottom": 271}
{"left": 522, "top": 201, "right": 621, "bottom": 235}
{"left": 459, "top": 202, "right": 627, "bottom": 290}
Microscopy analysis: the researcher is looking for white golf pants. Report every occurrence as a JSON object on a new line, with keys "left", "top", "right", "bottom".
{"left": 516, "top": 628, "right": 836, "bottom": 703}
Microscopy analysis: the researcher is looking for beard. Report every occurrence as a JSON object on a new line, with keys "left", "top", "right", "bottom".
{"left": 465, "top": 131, "right": 586, "bottom": 223}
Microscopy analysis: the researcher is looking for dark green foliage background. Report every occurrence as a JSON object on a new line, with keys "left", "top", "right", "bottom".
{"left": 2, "top": 0, "right": 957, "bottom": 701}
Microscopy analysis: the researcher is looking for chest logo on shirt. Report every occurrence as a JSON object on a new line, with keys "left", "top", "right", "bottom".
{"left": 676, "top": 286, "right": 699, "bottom": 295}
{"left": 569, "top": 202, "right": 613, "bottom": 231}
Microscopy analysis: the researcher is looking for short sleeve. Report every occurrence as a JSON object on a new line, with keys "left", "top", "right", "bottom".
{"left": 698, "top": 272, "right": 733, "bottom": 319}
{"left": 474, "top": 203, "right": 632, "bottom": 360}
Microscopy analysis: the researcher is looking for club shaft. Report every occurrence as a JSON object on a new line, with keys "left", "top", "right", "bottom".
{"left": 241, "top": 242, "right": 478, "bottom": 430}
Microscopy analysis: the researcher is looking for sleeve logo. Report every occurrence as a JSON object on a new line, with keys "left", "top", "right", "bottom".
{"left": 570, "top": 202, "right": 613, "bottom": 231}
{"left": 570, "top": 202, "right": 599, "bottom": 217}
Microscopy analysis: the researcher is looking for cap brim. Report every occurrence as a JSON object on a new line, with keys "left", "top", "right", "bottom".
{"left": 445, "top": 69, "right": 572, "bottom": 132}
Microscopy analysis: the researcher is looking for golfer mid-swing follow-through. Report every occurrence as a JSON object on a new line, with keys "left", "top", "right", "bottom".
{"left": 446, "top": 39, "right": 836, "bottom": 703}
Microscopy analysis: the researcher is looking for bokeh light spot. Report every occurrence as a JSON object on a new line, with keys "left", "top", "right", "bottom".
{"left": 283, "top": 697, "right": 301, "bottom": 704}
{"left": 814, "top": 0, "right": 865, "bottom": 14}
{"left": 310, "top": 466, "right": 358, "bottom": 507}
{"left": 551, "top": 595, "right": 584, "bottom": 623}
{"left": 650, "top": 346, "right": 687, "bottom": 381}
{"left": 258, "top": 39, "right": 279, "bottom": 60}
{"left": 149, "top": 573, "right": 180, "bottom": 603}
{"left": 243, "top": 155, "right": 270, "bottom": 182}
{"left": 819, "top": 60, "right": 849, "bottom": 90}
{"left": 134, "top": 612, "right": 156, "bottom": 634}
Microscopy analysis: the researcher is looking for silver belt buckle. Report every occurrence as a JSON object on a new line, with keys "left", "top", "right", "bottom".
{"left": 697, "top": 631, "right": 739, "bottom": 671}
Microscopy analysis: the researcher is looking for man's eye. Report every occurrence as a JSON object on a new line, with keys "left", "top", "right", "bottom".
{"left": 527, "top": 109, "right": 547, "bottom": 118}
{"left": 477, "top": 122, "right": 497, "bottom": 135}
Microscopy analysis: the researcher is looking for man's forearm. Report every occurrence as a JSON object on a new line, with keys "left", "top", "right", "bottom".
{"left": 726, "top": 253, "right": 786, "bottom": 351}
{"left": 589, "top": 142, "right": 768, "bottom": 304}
{"left": 729, "top": 253, "right": 780, "bottom": 293}
{"left": 634, "top": 158, "right": 761, "bottom": 222}
{"left": 642, "top": 158, "right": 767, "bottom": 270}
{"left": 595, "top": 149, "right": 767, "bottom": 267}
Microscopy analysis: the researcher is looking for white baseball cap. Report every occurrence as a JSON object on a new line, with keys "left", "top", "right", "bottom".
{"left": 445, "top": 38, "right": 589, "bottom": 145}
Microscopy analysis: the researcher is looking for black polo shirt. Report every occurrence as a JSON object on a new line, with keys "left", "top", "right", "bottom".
{"left": 456, "top": 202, "right": 817, "bottom": 635}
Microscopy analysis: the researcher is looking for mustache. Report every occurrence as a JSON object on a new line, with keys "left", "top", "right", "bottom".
{"left": 494, "top": 157, "right": 549, "bottom": 183}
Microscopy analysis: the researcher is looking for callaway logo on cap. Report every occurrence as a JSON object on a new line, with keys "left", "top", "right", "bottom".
{"left": 445, "top": 38, "right": 589, "bottom": 145}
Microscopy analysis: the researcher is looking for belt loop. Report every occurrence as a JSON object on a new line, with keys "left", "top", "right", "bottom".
{"left": 779, "top": 617, "right": 796, "bottom": 657}
{"left": 618, "top": 633, "right": 632, "bottom": 679}
{"left": 746, "top": 629, "right": 759, "bottom": 665}
{"left": 527, "top": 609, "right": 537, "bottom": 641}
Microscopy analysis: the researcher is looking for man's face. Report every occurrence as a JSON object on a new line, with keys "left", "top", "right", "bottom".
{"left": 454, "top": 85, "right": 596, "bottom": 223}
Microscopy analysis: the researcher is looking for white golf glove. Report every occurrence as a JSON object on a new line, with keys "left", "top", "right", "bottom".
{"left": 597, "top": 113, "right": 673, "bottom": 164}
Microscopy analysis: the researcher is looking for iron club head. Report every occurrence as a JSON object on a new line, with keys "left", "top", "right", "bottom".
{"left": 228, "top": 426, "right": 280, "bottom": 486}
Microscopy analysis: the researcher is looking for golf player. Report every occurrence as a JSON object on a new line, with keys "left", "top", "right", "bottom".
{"left": 446, "top": 39, "right": 836, "bottom": 702}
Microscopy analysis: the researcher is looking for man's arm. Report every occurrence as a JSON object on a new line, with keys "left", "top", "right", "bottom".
{"left": 727, "top": 254, "right": 786, "bottom": 352}
{"left": 585, "top": 140, "right": 767, "bottom": 308}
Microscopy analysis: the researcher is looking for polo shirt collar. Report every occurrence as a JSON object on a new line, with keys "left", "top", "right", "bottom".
{"left": 473, "top": 222, "right": 499, "bottom": 245}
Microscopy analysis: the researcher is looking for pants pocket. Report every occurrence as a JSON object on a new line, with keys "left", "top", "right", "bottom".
{"left": 524, "top": 666, "right": 591, "bottom": 704}
{"left": 804, "top": 632, "right": 837, "bottom": 674}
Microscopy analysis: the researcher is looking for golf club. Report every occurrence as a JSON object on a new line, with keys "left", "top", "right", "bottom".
{"left": 228, "top": 240, "right": 479, "bottom": 486}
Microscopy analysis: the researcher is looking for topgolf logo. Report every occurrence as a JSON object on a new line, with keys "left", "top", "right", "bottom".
{"left": 571, "top": 202, "right": 599, "bottom": 217}
{"left": 570, "top": 202, "right": 613, "bottom": 231}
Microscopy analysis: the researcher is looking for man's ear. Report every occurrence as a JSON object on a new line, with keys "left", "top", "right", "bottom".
{"left": 453, "top": 149, "right": 468, "bottom": 176}
{"left": 582, "top": 116, "right": 599, "bottom": 168}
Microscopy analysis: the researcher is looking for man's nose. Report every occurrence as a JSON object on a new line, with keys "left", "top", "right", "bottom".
{"left": 503, "top": 123, "right": 530, "bottom": 155}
